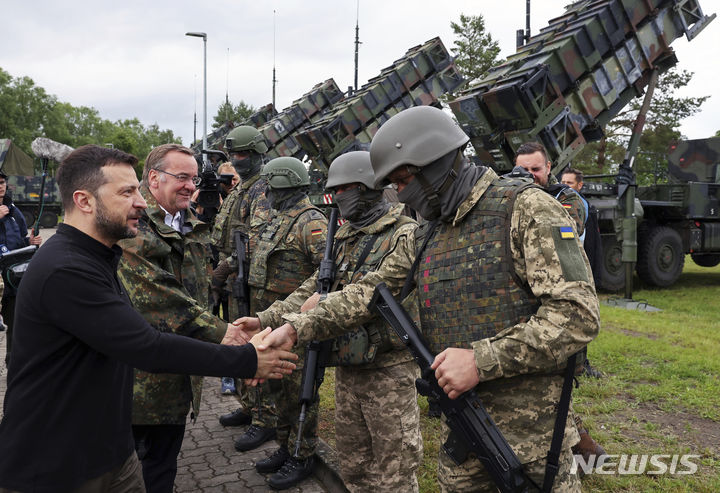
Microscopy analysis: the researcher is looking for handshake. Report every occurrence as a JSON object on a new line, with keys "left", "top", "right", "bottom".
{"left": 221, "top": 318, "right": 300, "bottom": 382}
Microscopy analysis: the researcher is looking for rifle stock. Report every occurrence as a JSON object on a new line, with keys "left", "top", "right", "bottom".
{"left": 368, "top": 282, "right": 530, "bottom": 493}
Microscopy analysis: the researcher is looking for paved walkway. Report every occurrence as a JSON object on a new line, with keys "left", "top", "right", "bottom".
{"left": 0, "top": 330, "right": 326, "bottom": 492}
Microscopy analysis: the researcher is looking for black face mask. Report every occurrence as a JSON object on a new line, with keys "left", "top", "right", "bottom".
{"left": 232, "top": 152, "right": 263, "bottom": 180}
{"left": 334, "top": 188, "right": 387, "bottom": 228}
{"left": 266, "top": 188, "right": 306, "bottom": 211}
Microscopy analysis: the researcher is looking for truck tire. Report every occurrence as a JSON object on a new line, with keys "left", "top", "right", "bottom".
{"left": 21, "top": 210, "right": 35, "bottom": 228}
{"left": 637, "top": 226, "right": 684, "bottom": 287}
{"left": 39, "top": 211, "right": 58, "bottom": 228}
{"left": 690, "top": 253, "right": 720, "bottom": 268}
{"left": 598, "top": 236, "right": 626, "bottom": 291}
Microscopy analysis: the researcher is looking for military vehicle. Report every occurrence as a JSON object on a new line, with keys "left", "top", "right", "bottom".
{"left": 447, "top": 0, "right": 716, "bottom": 291}
{"left": 197, "top": 39, "right": 463, "bottom": 210}
{"left": 6, "top": 176, "right": 62, "bottom": 228}
{"left": 0, "top": 139, "right": 62, "bottom": 228}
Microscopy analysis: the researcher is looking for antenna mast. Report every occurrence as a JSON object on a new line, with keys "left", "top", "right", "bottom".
{"left": 354, "top": 0, "right": 361, "bottom": 91}
{"left": 226, "top": 48, "right": 230, "bottom": 122}
{"left": 272, "top": 9, "right": 278, "bottom": 108}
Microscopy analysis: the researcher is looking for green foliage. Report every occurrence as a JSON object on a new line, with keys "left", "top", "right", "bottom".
{"left": 0, "top": 66, "right": 180, "bottom": 176}
{"left": 573, "top": 68, "right": 708, "bottom": 185}
{"left": 449, "top": 14, "right": 502, "bottom": 86}
{"left": 212, "top": 99, "right": 256, "bottom": 130}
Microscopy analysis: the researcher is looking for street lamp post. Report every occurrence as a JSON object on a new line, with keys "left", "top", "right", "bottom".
{"left": 186, "top": 31, "right": 207, "bottom": 164}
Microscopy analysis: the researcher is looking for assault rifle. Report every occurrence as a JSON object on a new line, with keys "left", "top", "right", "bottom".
{"left": 232, "top": 230, "right": 251, "bottom": 317}
{"left": 368, "top": 282, "right": 531, "bottom": 493}
{"left": 293, "top": 207, "right": 338, "bottom": 458}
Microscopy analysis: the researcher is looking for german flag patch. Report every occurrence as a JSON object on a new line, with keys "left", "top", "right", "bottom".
{"left": 311, "top": 228, "right": 323, "bottom": 236}
{"left": 559, "top": 226, "right": 575, "bottom": 239}
{"left": 562, "top": 203, "right": 572, "bottom": 209}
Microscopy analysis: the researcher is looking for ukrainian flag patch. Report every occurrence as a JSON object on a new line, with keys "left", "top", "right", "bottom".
{"left": 311, "top": 228, "right": 323, "bottom": 236}
{"left": 559, "top": 226, "right": 575, "bottom": 239}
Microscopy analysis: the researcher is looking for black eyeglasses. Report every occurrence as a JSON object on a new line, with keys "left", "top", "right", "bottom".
{"left": 155, "top": 169, "right": 201, "bottom": 186}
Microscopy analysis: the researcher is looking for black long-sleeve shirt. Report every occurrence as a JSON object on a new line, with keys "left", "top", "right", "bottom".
{"left": 0, "top": 223, "right": 258, "bottom": 492}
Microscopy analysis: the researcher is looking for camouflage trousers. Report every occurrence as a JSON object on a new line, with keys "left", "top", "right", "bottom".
{"left": 251, "top": 359, "right": 318, "bottom": 459}
{"left": 437, "top": 436, "right": 581, "bottom": 492}
{"left": 335, "top": 361, "right": 422, "bottom": 493}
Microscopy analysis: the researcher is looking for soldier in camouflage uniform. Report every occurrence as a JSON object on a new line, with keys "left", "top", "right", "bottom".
{"left": 211, "top": 125, "right": 272, "bottom": 428}
{"left": 265, "top": 106, "right": 600, "bottom": 492}
{"left": 238, "top": 156, "right": 327, "bottom": 489}
{"left": 117, "top": 144, "right": 240, "bottom": 493}
{"left": 241, "top": 151, "right": 423, "bottom": 492}
{"left": 514, "top": 141, "right": 587, "bottom": 239}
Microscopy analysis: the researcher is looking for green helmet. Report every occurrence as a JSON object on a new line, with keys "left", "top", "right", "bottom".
{"left": 369, "top": 106, "right": 469, "bottom": 187}
{"left": 261, "top": 157, "right": 310, "bottom": 189}
{"left": 325, "top": 151, "right": 377, "bottom": 190}
{"left": 225, "top": 125, "right": 268, "bottom": 154}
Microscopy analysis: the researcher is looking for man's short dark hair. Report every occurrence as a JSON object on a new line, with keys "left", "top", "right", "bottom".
{"left": 142, "top": 144, "right": 195, "bottom": 184}
{"left": 515, "top": 141, "right": 549, "bottom": 163}
{"left": 562, "top": 167, "right": 584, "bottom": 183}
{"left": 57, "top": 145, "right": 138, "bottom": 210}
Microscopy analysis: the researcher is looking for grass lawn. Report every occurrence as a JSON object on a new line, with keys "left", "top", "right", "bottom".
{"left": 317, "top": 256, "right": 720, "bottom": 492}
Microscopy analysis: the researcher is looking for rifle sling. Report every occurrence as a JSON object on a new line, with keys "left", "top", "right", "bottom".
{"left": 542, "top": 352, "right": 578, "bottom": 493}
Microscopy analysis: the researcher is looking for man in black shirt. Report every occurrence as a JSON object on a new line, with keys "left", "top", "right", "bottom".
{"left": 0, "top": 145, "right": 297, "bottom": 493}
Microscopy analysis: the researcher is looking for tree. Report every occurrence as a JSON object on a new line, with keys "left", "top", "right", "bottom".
{"left": 0, "top": 66, "right": 180, "bottom": 177}
{"left": 572, "top": 68, "right": 709, "bottom": 185}
{"left": 212, "top": 99, "right": 255, "bottom": 129}
{"left": 449, "top": 14, "right": 502, "bottom": 85}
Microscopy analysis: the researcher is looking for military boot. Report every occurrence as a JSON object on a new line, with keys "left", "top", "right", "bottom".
{"left": 234, "top": 424, "right": 276, "bottom": 452}
{"left": 267, "top": 456, "right": 315, "bottom": 490}
{"left": 219, "top": 407, "right": 251, "bottom": 427}
{"left": 572, "top": 428, "right": 607, "bottom": 477}
{"left": 256, "top": 446, "right": 290, "bottom": 474}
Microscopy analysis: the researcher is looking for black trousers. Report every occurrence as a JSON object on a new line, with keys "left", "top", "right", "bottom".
{"left": 132, "top": 424, "right": 186, "bottom": 493}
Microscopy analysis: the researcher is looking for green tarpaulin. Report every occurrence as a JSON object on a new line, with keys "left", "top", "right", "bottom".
{"left": 0, "top": 139, "right": 35, "bottom": 176}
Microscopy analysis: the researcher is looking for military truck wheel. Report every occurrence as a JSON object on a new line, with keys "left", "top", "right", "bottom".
{"left": 39, "top": 211, "right": 58, "bottom": 228}
{"left": 690, "top": 253, "right": 720, "bottom": 268}
{"left": 21, "top": 210, "right": 35, "bottom": 228}
{"left": 637, "top": 226, "right": 684, "bottom": 287}
{"left": 598, "top": 236, "right": 626, "bottom": 291}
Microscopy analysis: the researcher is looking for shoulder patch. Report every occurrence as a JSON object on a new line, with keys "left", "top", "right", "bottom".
{"left": 559, "top": 226, "right": 575, "bottom": 239}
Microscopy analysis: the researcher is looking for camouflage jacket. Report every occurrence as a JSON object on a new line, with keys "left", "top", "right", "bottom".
{"left": 249, "top": 196, "right": 327, "bottom": 314}
{"left": 259, "top": 204, "right": 416, "bottom": 369}
{"left": 546, "top": 174, "right": 587, "bottom": 237}
{"left": 118, "top": 187, "right": 226, "bottom": 425}
{"left": 210, "top": 173, "right": 270, "bottom": 260}
{"left": 250, "top": 196, "right": 327, "bottom": 368}
{"left": 283, "top": 168, "right": 600, "bottom": 463}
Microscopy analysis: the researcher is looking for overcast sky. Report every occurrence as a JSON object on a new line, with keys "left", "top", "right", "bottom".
{"left": 3, "top": 0, "right": 718, "bottom": 149}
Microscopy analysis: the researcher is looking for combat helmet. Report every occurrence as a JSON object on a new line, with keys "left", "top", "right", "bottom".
{"left": 325, "top": 151, "right": 377, "bottom": 190}
{"left": 261, "top": 157, "right": 310, "bottom": 189}
{"left": 370, "top": 106, "right": 469, "bottom": 187}
{"left": 225, "top": 125, "right": 268, "bottom": 154}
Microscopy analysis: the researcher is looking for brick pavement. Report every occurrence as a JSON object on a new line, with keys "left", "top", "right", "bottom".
{"left": 176, "top": 378, "right": 327, "bottom": 493}
{"left": 0, "top": 330, "right": 326, "bottom": 492}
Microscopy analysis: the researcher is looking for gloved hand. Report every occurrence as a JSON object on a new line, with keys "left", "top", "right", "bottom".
{"left": 211, "top": 260, "right": 233, "bottom": 304}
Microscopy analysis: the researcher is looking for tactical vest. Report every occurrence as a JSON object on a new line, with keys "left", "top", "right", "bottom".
{"left": 210, "top": 175, "right": 268, "bottom": 257}
{"left": 415, "top": 179, "right": 539, "bottom": 355}
{"left": 248, "top": 202, "right": 322, "bottom": 295}
{"left": 328, "top": 211, "right": 414, "bottom": 366}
